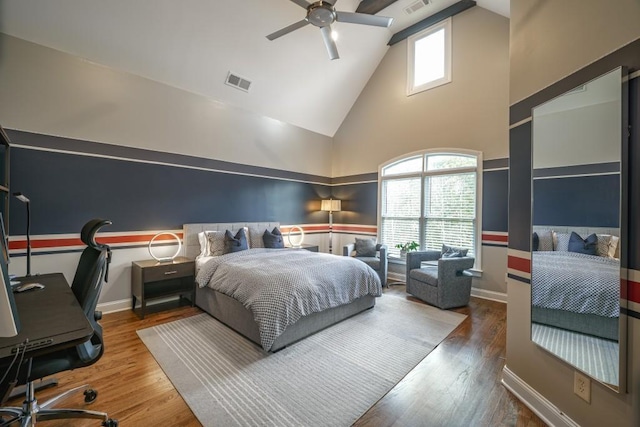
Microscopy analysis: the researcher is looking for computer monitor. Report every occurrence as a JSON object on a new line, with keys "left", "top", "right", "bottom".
{"left": 0, "top": 212, "right": 19, "bottom": 337}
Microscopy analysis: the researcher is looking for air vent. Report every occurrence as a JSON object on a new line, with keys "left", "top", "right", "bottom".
{"left": 225, "top": 72, "right": 252, "bottom": 93}
{"left": 404, "top": 0, "right": 430, "bottom": 15}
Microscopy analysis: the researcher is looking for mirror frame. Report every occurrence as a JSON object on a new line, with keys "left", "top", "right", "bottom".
{"left": 529, "top": 66, "right": 628, "bottom": 393}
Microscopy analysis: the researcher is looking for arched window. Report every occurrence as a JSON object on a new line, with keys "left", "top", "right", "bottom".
{"left": 379, "top": 149, "right": 482, "bottom": 267}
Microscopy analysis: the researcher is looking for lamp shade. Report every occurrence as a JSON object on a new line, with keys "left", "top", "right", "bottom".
{"left": 321, "top": 199, "right": 341, "bottom": 212}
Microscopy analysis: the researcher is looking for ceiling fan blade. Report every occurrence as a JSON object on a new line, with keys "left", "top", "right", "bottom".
{"left": 320, "top": 26, "right": 339, "bottom": 60}
{"left": 290, "top": 0, "right": 311, "bottom": 8}
{"left": 335, "top": 11, "right": 393, "bottom": 28}
{"left": 324, "top": 0, "right": 338, "bottom": 4}
{"left": 266, "top": 19, "right": 310, "bottom": 40}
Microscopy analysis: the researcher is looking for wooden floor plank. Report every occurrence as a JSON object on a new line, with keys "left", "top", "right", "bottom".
{"left": 3, "top": 287, "right": 546, "bottom": 426}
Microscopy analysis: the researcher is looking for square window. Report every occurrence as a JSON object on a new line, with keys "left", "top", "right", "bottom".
{"left": 407, "top": 18, "right": 451, "bottom": 95}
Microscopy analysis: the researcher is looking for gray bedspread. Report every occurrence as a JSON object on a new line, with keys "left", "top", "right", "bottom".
{"left": 531, "top": 251, "right": 619, "bottom": 318}
{"left": 196, "top": 249, "right": 382, "bottom": 351}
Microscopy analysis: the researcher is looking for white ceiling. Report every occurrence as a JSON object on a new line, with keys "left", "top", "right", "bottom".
{"left": 0, "top": 0, "right": 509, "bottom": 137}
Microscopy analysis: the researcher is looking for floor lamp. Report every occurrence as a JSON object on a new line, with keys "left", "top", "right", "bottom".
{"left": 13, "top": 192, "right": 31, "bottom": 276}
{"left": 321, "top": 199, "right": 341, "bottom": 254}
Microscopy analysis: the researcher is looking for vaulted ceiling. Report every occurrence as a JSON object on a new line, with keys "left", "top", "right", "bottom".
{"left": 0, "top": 0, "right": 509, "bottom": 137}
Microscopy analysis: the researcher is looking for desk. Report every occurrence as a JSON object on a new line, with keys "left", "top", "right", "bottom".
{"left": 0, "top": 273, "right": 93, "bottom": 361}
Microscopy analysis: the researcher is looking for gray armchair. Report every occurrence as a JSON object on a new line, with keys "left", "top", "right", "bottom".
{"left": 343, "top": 243, "right": 388, "bottom": 287}
{"left": 406, "top": 250, "right": 475, "bottom": 309}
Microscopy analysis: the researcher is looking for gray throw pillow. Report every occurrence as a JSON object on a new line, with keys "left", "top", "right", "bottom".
{"left": 355, "top": 238, "right": 377, "bottom": 257}
{"left": 263, "top": 227, "right": 284, "bottom": 248}
{"left": 223, "top": 228, "right": 248, "bottom": 254}
{"left": 441, "top": 244, "right": 468, "bottom": 258}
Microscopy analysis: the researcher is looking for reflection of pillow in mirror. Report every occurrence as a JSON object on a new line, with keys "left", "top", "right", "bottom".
{"left": 596, "top": 234, "right": 612, "bottom": 257}
{"left": 610, "top": 235, "right": 620, "bottom": 259}
{"left": 568, "top": 232, "right": 597, "bottom": 255}
{"left": 537, "top": 230, "right": 554, "bottom": 251}
{"left": 553, "top": 232, "right": 571, "bottom": 251}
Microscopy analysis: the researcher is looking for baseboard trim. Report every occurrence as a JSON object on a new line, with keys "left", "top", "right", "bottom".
{"left": 502, "top": 366, "right": 580, "bottom": 427}
{"left": 471, "top": 287, "right": 507, "bottom": 303}
{"left": 97, "top": 298, "right": 132, "bottom": 314}
{"left": 97, "top": 296, "right": 184, "bottom": 314}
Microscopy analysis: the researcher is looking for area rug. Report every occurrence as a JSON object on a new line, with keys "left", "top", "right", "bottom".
{"left": 532, "top": 323, "right": 618, "bottom": 386}
{"left": 137, "top": 295, "right": 466, "bottom": 427}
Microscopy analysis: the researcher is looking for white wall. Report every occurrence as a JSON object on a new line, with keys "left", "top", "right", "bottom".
{"left": 0, "top": 34, "right": 333, "bottom": 177}
{"left": 332, "top": 6, "right": 510, "bottom": 177}
{"left": 533, "top": 101, "right": 620, "bottom": 169}
{"left": 331, "top": 6, "right": 510, "bottom": 296}
{"left": 508, "top": 1, "right": 640, "bottom": 425}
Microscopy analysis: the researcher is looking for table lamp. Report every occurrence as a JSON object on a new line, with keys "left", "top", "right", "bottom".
{"left": 13, "top": 192, "right": 31, "bottom": 276}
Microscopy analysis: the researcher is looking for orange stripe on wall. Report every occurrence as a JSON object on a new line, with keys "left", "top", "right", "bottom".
{"left": 507, "top": 255, "right": 531, "bottom": 274}
{"left": 626, "top": 278, "right": 640, "bottom": 304}
{"left": 482, "top": 233, "right": 508, "bottom": 242}
{"left": 9, "top": 232, "right": 183, "bottom": 250}
{"left": 332, "top": 225, "right": 377, "bottom": 233}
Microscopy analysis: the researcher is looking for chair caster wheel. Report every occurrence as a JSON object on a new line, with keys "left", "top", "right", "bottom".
{"left": 102, "top": 419, "right": 118, "bottom": 427}
{"left": 84, "top": 388, "right": 98, "bottom": 403}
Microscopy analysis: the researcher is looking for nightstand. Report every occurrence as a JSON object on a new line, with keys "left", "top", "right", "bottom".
{"left": 286, "top": 244, "right": 319, "bottom": 252}
{"left": 131, "top": 256, "right": 195, "bottom": 319}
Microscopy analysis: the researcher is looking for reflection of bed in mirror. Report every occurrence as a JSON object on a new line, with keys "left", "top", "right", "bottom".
{"left": 531, "top": 226, "right": 620, "bottom": 340}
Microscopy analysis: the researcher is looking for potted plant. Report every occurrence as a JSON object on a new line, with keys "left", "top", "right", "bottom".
{"left": 395, "top": 241, "right": 419, "bottom": 259}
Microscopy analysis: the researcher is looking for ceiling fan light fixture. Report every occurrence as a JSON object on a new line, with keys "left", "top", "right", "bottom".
{"left": 331, "top": 30, "right": 338, "bottom": 41}
{"left": 267, "top": 0, "right": 393, "bottom": 60}
{"left": 307, "top": 2, "right": 337, "bottom": 27}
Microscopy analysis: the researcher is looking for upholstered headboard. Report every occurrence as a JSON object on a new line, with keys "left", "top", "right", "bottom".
{"left": 532, "top": 225, "right": 619, "bottom": 237}
{"left": 182, "top": 222, "right": 280, "bottom": 260}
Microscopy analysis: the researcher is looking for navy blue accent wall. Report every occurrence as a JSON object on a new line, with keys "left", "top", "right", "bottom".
{"left": 508, "top": 122, "right": 532, "bottom": 252}
{"left": 533, "top": 175, "right": 620, "bottom": 227}
{"left": 331, "top": 182, "right": 378, "bottom": 225}
{"left": 482, "top": 169, "right": 508, "bottom": 232}
{"left": 9, "top": 147, "right": 330, "bottom": 235}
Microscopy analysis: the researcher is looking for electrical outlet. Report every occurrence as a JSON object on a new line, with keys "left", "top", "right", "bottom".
{"left": 574, "top": 371, "right": 591, "bottom": 403}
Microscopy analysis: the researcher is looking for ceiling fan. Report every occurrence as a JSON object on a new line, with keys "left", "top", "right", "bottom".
{"left": 266, "top": 0, "right": 394, "bottom": 60}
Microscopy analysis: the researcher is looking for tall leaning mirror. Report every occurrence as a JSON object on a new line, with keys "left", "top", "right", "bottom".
{"left": 531, "top": 67, "right": 627, "bottom": 391}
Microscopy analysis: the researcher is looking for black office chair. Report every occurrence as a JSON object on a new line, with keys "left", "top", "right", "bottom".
{"left": 0, "top": 219, "right": 118, "bottom": 427}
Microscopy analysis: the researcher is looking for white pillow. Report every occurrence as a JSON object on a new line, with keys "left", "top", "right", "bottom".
{"left": 197, "top": 231, "right": 209, "bottom": 258}
{"left": 610, "top": 235, "right": 620, "bottom": 259}
{"left": 594, "top": 234, "right": 620, "bottom": 259}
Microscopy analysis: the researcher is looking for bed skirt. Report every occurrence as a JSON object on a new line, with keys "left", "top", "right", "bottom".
{"left": 195, "top": 286, "right": 376, "bottom": 352}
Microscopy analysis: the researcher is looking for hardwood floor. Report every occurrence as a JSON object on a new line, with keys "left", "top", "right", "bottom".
{"left": 3, "top": 289, "right": 547, "bottom": 426}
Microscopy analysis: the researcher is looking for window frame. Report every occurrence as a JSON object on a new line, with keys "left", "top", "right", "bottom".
{"left": 378, "top": 148, "right": 483, "bottom": 271}
{"left": 406, "top": 18, "right": 452, "bottom": 96}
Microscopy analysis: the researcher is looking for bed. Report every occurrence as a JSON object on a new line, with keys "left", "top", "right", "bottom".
{"left": 183, "top": 222, "right": 382, "bottom": 352}
{"left": 531, "top": 227, "right": 620, "bottom": 341}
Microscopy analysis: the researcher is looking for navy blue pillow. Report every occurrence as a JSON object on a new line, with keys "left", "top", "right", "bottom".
{"left": 532, "top": 232, "right": 539, "bottom": 251}
{"left": 441, "top": 244, "right": 468, "bottom": 258}
{"left": 568, "top": 232, "right": 597, "bottom": 255}
{"left": 263, "top": 227, "right": 284, "bottom": 248}
{"left": 223, "top": 228, "right": 248, "bottom": 254}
